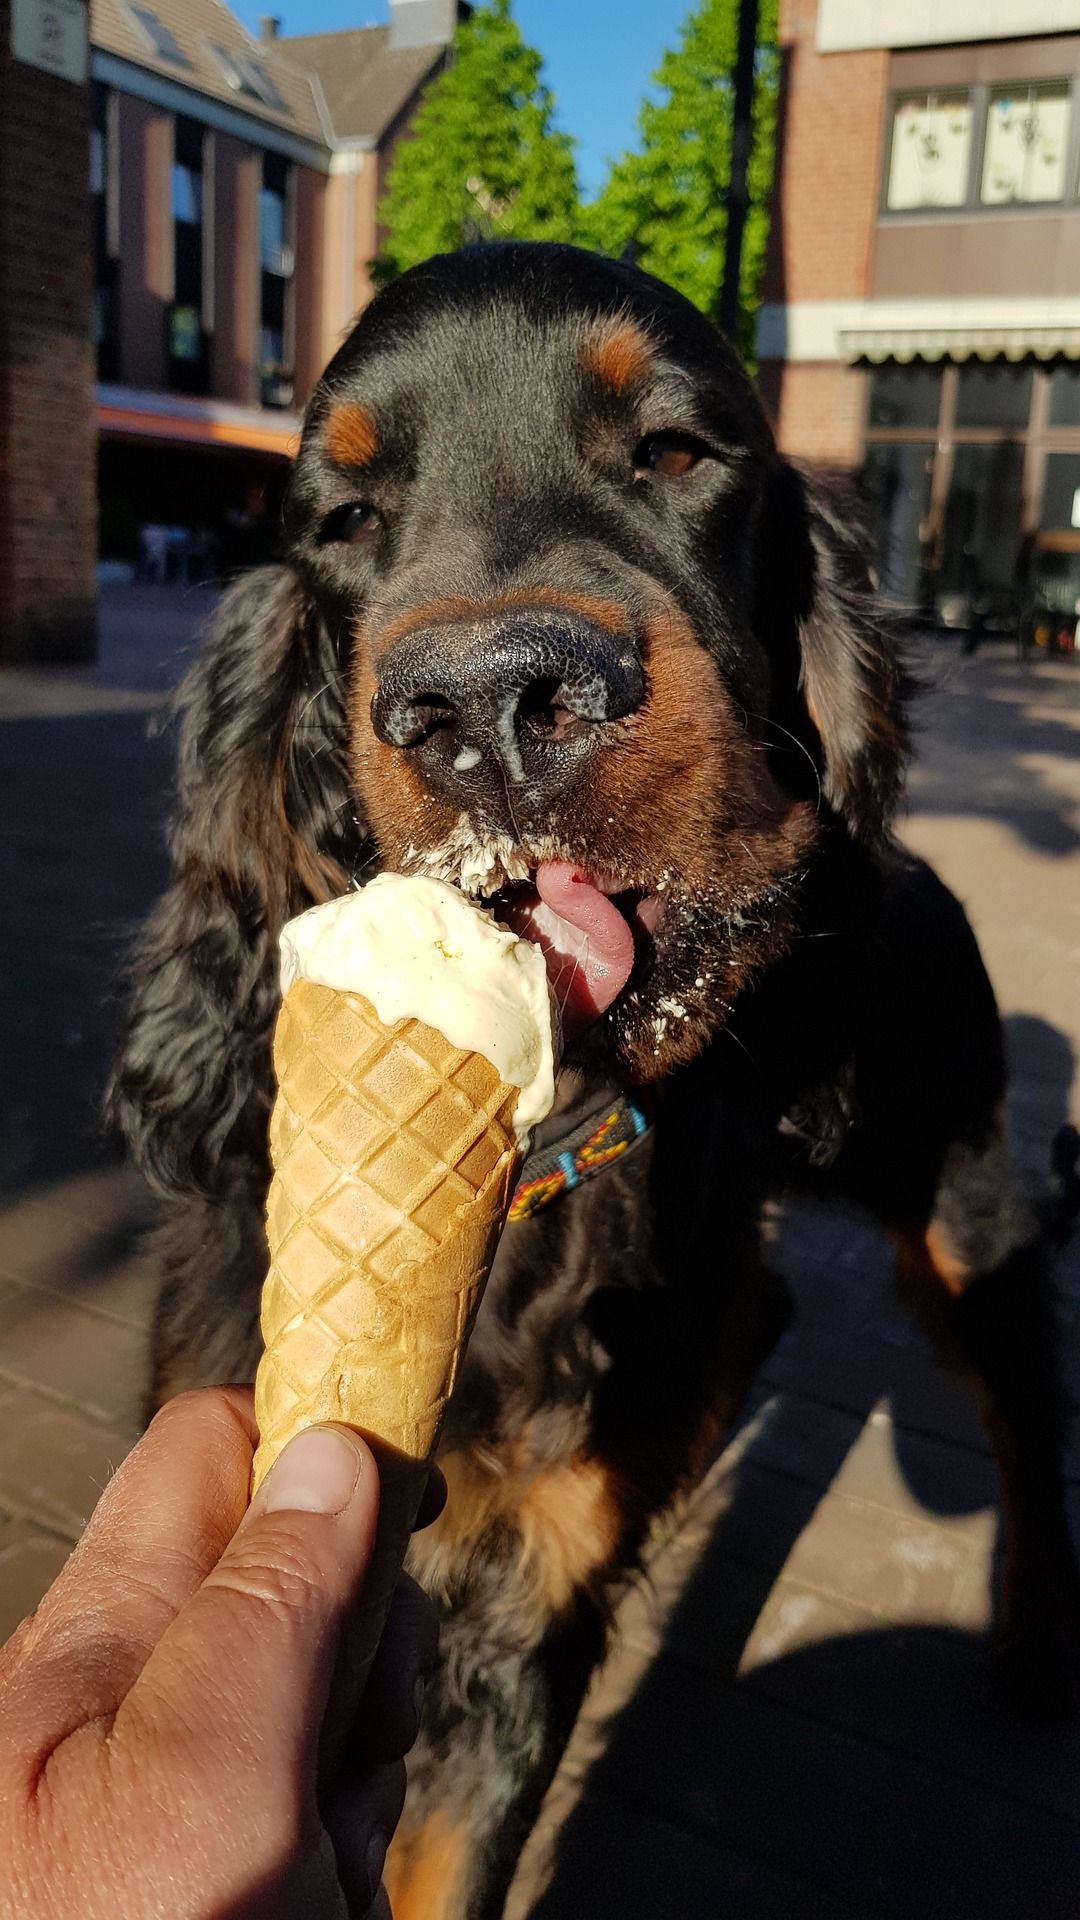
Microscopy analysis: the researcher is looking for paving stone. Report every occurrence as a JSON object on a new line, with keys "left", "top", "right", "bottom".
{"left": 779, "top": 1487, "right": 975, "bottom": 1622}
{"left": 0, "top": 1192, "right": 156, "bottom": 1326}
{"left": 0, "top": 1081, "right": 120, "bottom": 1200}
{"left": 735, "top": 1387, "right": 866, "bottom": 1493}
{"left": 829, "top": 1406, "right": 999, "bottom": 1540}
{"left": 739, "top": 1576, "right": 880, "bottom": 1671}
{"left": 16, "top": 1164, "right": 153, "bottom": 1232}
{"left": 511, "top": 1782, "right": 862, "bottom": 1920}
{"left": 588, "top": 1650, "right": 1080, "bottom": 1919}
{"left": 949, "top": 1548, "right": 995, "bottom": 1633}
{"left": 0, "top": 1384, "right": 135, "bottom": 1538}
{"left": 0, "top": 1521, "right": 71, "bottom": 1645}
{"left": 0, "top": 1283, "right": 147, "bottom": 1427}
{"left": 739, "top": 1603, "right": 1080, "bottom": 1828}
{"left": 761, "top": 1320, "right": 991, "bottom": 1456}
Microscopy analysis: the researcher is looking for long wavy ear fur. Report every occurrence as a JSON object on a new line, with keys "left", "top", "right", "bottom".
{"left": 756, "top": 460, "right": 911, "bottom": 849}
{"left": 108, "top": 565, "right": 370, "bottom": 1199}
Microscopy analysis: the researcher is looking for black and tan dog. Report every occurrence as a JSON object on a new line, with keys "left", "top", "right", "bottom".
{"left": 111, "top": 243, "right": 1079, "bottom": 1918}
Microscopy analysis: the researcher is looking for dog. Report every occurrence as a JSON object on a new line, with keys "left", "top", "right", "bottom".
{"left": 110, "top": 242, "right": 1080, "bottom": 1919}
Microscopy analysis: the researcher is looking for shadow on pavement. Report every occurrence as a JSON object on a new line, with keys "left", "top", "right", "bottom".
{"left": 530, "top": 1619, "right": 1080, "bottom": 1919}
{"left": 519, "top": 1007, "right": 1080, "bottom": 1917}
{"left": 907, "top": 642, "right": 1080, "bottom": 859}
{"left": 0, "top": 707, "right": 173, "bottom": 1201}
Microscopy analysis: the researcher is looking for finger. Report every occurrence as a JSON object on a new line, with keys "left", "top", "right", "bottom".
{"left": 56, "top": 1387, "right": 257, "bottom": 1620}
{"left": 324, "top": 1758, "right": 406, "bottom": 1919}
{"left": 119, "top": 1423, "right": 380, "bottom": 1796}
{"left": 0, "top": 1389, "right": 257, "bottom": 1757}
{"left": 351, "top": 1574, "right": 439, "bottom": 1766}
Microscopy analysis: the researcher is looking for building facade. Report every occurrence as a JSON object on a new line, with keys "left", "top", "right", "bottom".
{"left": 91, "top": 0, "right": 461, "bottom": 592}
{"left": 1, "top": 0, "right": 97, "bottom": 663}
{"left": 758, "top": 0, "right": 1080, "bottom": 633}
{"left": 1, "top": 0, "right": 461, "bottom": 663}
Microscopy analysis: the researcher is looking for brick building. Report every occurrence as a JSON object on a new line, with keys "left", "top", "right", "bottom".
{"left": 758, "top": 0, "right": 1080, "bottom": 632}
{"left": 1, "top": 0, "right": 97, "bottom": 663}
{"left": 0, "top": 0, "right": 463, "bottom": 664}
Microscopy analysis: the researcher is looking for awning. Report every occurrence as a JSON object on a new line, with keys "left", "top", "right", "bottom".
{"left": 96, "top": 384, "right": 301, "bottom": 456}
{"left": 837, "top": 325, "right": 1080, "bottom": 365}
{"left": 757, "top": 299, "right": 1080, "bottom": 366}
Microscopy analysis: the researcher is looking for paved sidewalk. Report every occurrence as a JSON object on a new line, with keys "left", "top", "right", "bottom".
{"left": 1, "top": 595, "right": 1078, "bottom": 1916}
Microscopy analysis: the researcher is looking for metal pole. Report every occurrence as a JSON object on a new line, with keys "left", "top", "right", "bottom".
{"left": 718, "top": 0, "right": 759, "bottom": 341}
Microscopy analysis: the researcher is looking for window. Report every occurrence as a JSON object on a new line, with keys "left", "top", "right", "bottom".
{"left": 172, "top": 162, "right": 202, "bottom": 225}
{"left": 260, "top": 151, "right": 293, "bottom": 408}
{"left": 868, "top": 364, "right": 942, "bottom": 430}
{"left": 1042, "top": 453, "right": 1080, "bottom": 533}
{"left": 954, "top": 363, "right": 1033, "bottom": 430}
{"left": 125, "top": 5, "right": 187, "bottom": 66}
{"left": 210, "top": 45, "right": 286, "bottom": 111}
{"left": 168, "top": 117, "right": 207, "bottom": 395}
{"left": 260, "top": 179, "right": 292, "bottom": 276}
{"left": 169, "top": 307, "right": 202, "bottom": 362}
{"left": 886, "top": 91, "right": 973, "bottom": 210}
{"left": 860, "top": 442, "right": 935, "bottom": 605}
{"left": 981, "top": 82, "right": 1070, "bottom": 205}
{"left": 1049, "top": 365, "right": 1080, "bottom": 428}
{"left": 940, "top": 442, "right": 1026, "bottom": 597}
{"left": 90, "top": 124, "right": 105, "bottom": 195}
{"left": 91, "top": 82, "right": 117, "bottom": 381}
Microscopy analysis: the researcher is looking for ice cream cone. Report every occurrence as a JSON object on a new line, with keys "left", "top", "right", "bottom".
{"left": 252, "top": 975, "right": 526, "bottom": 1781}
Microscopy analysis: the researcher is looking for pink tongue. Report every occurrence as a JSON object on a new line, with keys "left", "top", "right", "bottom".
{"left": 515, "top": 861, "right": 635, "bottom": 1031}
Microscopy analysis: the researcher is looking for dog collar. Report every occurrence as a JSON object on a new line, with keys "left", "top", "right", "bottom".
{"left": 509, "top": 1091, "right": 651, "bottom": 1222}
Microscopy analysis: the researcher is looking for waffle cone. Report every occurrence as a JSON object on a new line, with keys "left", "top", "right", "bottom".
{"left": 251, "top": 977, "right": 522, "bottom": 1780}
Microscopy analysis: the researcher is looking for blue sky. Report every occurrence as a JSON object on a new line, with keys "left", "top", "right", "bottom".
{"left": 233, "top": 1, "right": 690, "bottom": 199}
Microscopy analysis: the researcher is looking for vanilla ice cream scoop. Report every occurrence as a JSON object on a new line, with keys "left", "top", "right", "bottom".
{"left": 279, "top": 872, "right": 556, "bottom": 1144}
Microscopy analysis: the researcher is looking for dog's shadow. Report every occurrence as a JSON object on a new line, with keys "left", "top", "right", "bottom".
{"left": 510, "top": 1012, "right": 1080, "bottom": 1918}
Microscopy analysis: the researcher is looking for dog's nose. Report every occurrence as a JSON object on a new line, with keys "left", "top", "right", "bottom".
{"left": 370, "top": 615, "right": 644, "bottom": 801}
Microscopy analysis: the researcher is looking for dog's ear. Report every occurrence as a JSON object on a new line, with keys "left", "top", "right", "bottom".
{"left": 756, "top": 460, "right": 910, "bottom": 848}
{"left": 109, "top": 565, "right": 370, "bottom": 1198}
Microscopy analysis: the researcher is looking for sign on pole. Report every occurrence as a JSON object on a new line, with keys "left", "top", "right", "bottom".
{"left": 11, "top": 0, "right": 89, "bottom": 84}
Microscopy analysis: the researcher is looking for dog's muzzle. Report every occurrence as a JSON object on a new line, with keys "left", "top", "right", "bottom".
{"left": 370, "top": 613, "right": 644, "bottom": 807}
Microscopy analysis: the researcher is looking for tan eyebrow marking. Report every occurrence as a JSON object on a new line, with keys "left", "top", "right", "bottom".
{"left": 324, "top": 400, "right": 377, "bottom": 468}
{"left": 582, "top": 318, "right": 655, "bottom": 396}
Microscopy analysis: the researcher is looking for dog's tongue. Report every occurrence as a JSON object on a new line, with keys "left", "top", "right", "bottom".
{"left": 510, "top": 861, "right": 635, "bottom": 1031}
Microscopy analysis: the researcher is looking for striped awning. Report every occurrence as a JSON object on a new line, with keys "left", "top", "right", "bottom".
{"left": 838, "top": 325, "right": 1080, "bottom": 364}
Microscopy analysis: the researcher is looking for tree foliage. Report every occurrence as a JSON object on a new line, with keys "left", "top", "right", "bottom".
{"left": 375, "top": 0, "right": 580, "bottom": 281}
{"left": 578, "top": 0, "right": 779, "bottom": 358}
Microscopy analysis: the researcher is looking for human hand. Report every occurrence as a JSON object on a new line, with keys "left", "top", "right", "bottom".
{"left": 0, "top": 1388, "right": 439, "bottom": 1919}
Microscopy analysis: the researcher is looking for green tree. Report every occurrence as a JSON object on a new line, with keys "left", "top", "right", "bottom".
{"left": 375, "top": 0, "right": 580, "bottom": 281}
{"left": 578, "top": 0, "right": 779, "bottom": 358}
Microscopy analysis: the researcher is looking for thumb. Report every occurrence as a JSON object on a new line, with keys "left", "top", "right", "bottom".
{"left": 120, "top": 1424, "right": 380, "bottom": 1789}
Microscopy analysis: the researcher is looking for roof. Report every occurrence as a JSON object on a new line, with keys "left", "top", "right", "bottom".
{"left": 90, "top": 0, "right": 328, "bottom": 143}
{"left": 280, "top": 24, "right": 445, "bottom": 144}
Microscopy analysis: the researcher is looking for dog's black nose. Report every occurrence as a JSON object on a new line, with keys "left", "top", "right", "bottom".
{"left": 370, "top": 614, "right": 644, "bottom": 802}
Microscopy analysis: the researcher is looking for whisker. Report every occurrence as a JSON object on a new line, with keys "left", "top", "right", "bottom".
{"left": 549, "top": 934, "right": 590, "bottom": 1021}
{"left": 744, "top": 711, "right": 823, "bottom": 813}
{"left": 717, "top": 1008, "right": 755, "bottom": 1063}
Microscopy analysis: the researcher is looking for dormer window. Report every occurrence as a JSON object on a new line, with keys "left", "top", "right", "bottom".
{"left": 210, "top": 44, "right": 286, "bottom": 111}
{"left": 124, "top": 5, "right": 187, "bottom": 66}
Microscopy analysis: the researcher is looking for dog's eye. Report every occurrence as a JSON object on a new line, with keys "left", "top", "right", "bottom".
{"left": 634, "top": 433, "right": 704, "bottom": 479}
{"left": 320, "top": 502, "right": 378, "bottom": 545}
